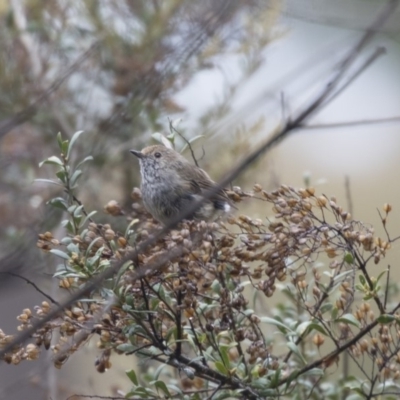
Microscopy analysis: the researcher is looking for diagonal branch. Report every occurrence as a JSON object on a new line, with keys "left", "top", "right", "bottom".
{"left": 0, "top": 0, "right": 397, "bottom": 361}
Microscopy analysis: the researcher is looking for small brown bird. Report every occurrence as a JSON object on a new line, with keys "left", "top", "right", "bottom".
{"left": 130, "top": 145, "right": 231, "bottom": 225}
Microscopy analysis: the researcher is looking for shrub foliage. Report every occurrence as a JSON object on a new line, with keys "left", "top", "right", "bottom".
{"left": 1, "top": 132, "right": 399, "bottom": 399}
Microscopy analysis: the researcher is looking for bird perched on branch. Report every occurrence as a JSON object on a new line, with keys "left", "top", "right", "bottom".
{"left": 130, "top": 145, "right": 231, "bottom": 225}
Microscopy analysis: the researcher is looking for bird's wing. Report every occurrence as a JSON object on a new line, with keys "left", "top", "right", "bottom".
{"left": 179, "top": 163, "right": 231, "bottom": 203}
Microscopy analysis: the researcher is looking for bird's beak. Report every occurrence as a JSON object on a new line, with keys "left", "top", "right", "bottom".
{"left": 130, "top": 149, "right": 144, "bottom": 159}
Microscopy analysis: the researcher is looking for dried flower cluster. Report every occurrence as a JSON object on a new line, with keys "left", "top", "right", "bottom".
{"left": 2, "top": 183, "right": 399, "bottom": 398}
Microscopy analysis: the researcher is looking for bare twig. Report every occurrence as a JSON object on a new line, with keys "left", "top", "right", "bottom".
{"left": 307, "top": 46, "right": 386, "bottom": 118}
{"left": 302, "top": 116, "right": 400, "bottom": 130}
{"left": 345, "top": 176, "right": 354, "bottom": 217}
{"left": 1, "top": 272, "right": 60, "bottom": 306}
{"left": 168, "top": 118, "right": 200, "bottom": 167}
{"left": 0, "top": 41, "right": 100, "bottom": 139}
{"left": 343, "top": 174, "right": 354, "bottom": 383}
{"left": 384, "top": 265, "right": 391, "bottom": 309}
{"left": 188, "top": 317, "right": 208, "bottom": 367}
{"left": 280, "top": 91, "right": 287, "bottom": 123}
{"left": 277, "top": 301, "right": 400, "bottom": 389}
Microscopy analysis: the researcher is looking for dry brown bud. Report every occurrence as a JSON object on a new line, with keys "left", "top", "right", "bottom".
{"left": 316, "top": 196, "right": 327, "bottom": 208}
{"left": 25, "top": 344, "right": 40, "bottom": 360}
{"left": 253, "top": 183, "right": 262, "bottom": 192}
{"left": 131, "top": 187, "right": 142, "bottom": 201}
{"left": 44, "top": 232, "right": 53, "bottom": 240}
{"left": 312, "top": 333, "right": 324, "bottom": 347}
{"left": 359, "top": 339, "right": 369, "bottom": 353}
{"left": 104, "top": 200, "right": 122, "bottom": 216}
{"left": 383, "top": 203, "right": 392, "bottom": 213}
{"left": 104, "top": 229, "right": 115, "bottom": 241}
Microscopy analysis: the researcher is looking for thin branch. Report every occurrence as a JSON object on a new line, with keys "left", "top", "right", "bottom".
{"left": 168, "top": 117, "right": 200, "bottom": 167}
{"left": 310, "top": 46, "right": 386, "bottom": 116}
{"left": 53, "top": 296, "right": 115, "bottom": 363}
{"left": 277, "top": 301, "right": 400, "bottom": 389}
{"left": 302, "top": 116, "right": 400, "bottom": 130}
{"left": 377, "top": 208, "right": 391, "bottom": 242}
{"left": 206, "top": 383, "right": 223, "bottom": 400}
{"left": 140, "top": 279, "right": 162, "bottom": 346}
{"left": 0, "top": 41, "right": 101, "bottom": 139}
{"left": 1, "top": 272, "right": 60, "bottom": 306}
{"left": 345, "top": 176, "right": 354, "bottom": 217}
{"left": 280, "top": 91, "right": 287, "bottom": 123}
{"left": 188, "top": 317, "right": 208, "bottom": 367}
{"left": 384, "top": 265, "right": 391, "bottom": 309}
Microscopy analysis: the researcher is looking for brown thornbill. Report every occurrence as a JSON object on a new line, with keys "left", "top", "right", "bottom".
{"left": 130, "top": 145, "right": 231, "bottom": 225}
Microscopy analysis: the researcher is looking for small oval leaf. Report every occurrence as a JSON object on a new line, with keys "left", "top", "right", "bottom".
{"left": 66, "top": 130, "right": 84, "bottom": 159}
{"left": 49, "top": 249, "right": 70, "bottom": 260}
{"left": 39, "top": 156, "right": 63, "bottom": 167}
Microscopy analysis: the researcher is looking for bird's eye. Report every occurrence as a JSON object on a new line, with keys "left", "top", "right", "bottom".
{"left": 154, "top": 152, "right": 161, "bottom": 158}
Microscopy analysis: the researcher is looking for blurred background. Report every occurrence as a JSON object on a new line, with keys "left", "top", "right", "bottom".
{"left": 1, "top": 0, "right": 400, "bottom": 399}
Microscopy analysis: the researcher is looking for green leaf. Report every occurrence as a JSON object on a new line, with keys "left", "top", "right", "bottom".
{"left": 211, "top": 279, "right": 221, "bottom": 294}
{"left": 114, "top": 261, "right": 133, "bottom": 288}
{"left": 56, "top": 132, "right": 63, "bottom": 150}
{"left": 333, "top": 269, "right": 356, "bottom": 283}
{"left": 166, "top": 384, "right": 182, "bottom": 395}
{"left": 39, "top": 156, "right": 64, "bottom": 167}
{"left": 49, "top": 249, "right": 70, "bottom": 261}
{"left": 296, "top": 321, "right": 312, "bottom": 335}
{"left": 70, "top": 169, "right": 82, "bottom": 187}
{"left": 126, "top": 369, "right": 139, "bottom": 386}
{"left": 86, "top": 248, "right": 102, "bottom": 270}
{"left": 48, "top": 197, "right": 69, "bottom": 211}
{"left": 85, "top": 237, "right": 104, "bottom": 257}
{"left": 287, "top": 341, "right": 306, "bottom": 365}
{"left": 303, "top": 367, "right": 324, "bottom": 376}
{"left": 377, "top": 314, "right": 396, "bottom": 324}
{"left": 359, "top": 274, "right": 366, "bottom": 286}
{"left": 308, "top": 322, "right": 328, "bottom": 336}
{"left": 344, "top": 252, "right": 354, "bottom": 264}
{"left": 376, "top": 269, "right": 388, "bottom": 284}
{"left": 215, "top": 361, "right": 228, "bottom": 375}
{"left": 73, "top": 205, "right": 84, "bottom": 217}
{"left": 260, "top": 316, "right": 293, "bottom": 334}
{"left": 126, "top": 386, "right": 154, "bottom": 398}
{"left": 76, "top": 155, "right": 93, "bottom": 169}
{"left": 284, "top": 369, "right": 300, "bottom": 390}
{"left": 320, "top": 303, "right": 333, "bottom": 314}
{"left": 336, "top": 313, "right": 361, "bottom": 328}
{"left": 181, "top": 134, "right": 205, "bottom": 153}
{"left": 62, "top": 220, "right": 75, "bottom": 234}
{"left": 169, "top": 117, "right": 182, "bottom": 130}
{"left": 55, "top": 170, "right": 67, "bottom": 183}
{"left": 270, "top": 368, "right": 282, "bottom": 387}
{"left": 61, "top": 140, "right": 69, "bottom": 155}
{"left": 154, "top": 381, "right": 170, "bottom": 396}
{"left": 152, "top": 132, "right": 174, "bottom": 149}
{"left": 219, "top": 344, "right": 230, "bottom": 368}
{"left": 80, "top": 210, "right": 97, "bottom": 229}
{"left": 34, "top": 178, "right": 63, "bottom": 186}
{"left": 66, "top": 130, "right": 84, "bottom": 159}
{"left": 153, "top": 364, "right": 167, "bottom": 381}
{"left": 66, "top": 242, "right": 80, "bottom": 254}
{"left": 345, "top": 394, "right": 365, "bottom": 400}
{"left": 60, "top": 237, "right": 72, "bottom": 245}
{"left": 296, "top": 320, "right": 328, "bottom": 336}
{"left": 125, "top": 218, "right": 139, "bottom": 238}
